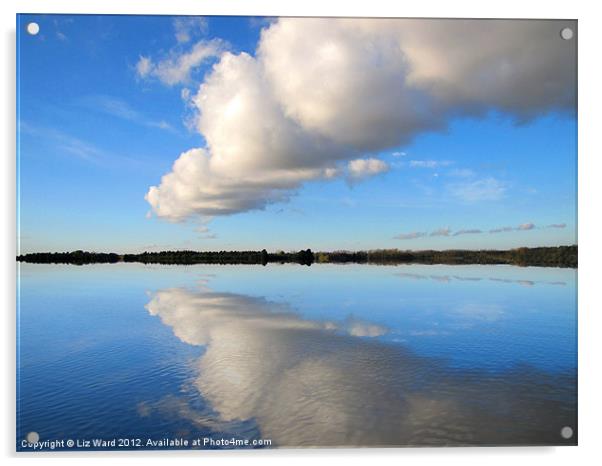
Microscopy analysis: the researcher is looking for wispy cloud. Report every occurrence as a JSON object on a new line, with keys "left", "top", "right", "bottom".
{"left": 136, "top": 39, "right": 225, "bottom": 86}
{"left": 393, "top": 231, "right": 427, "bottom": 240}
{"left": 136, "top": 17, "right": 219, "bottom": 86}
{"left": 20, "top": 122, "right": 104, "bottom": 162}
{"left": 448, "top": 177, "right": 507, "bottom": 202}
{"left": 397, "top": 221, "right": 568, "bottom": 239}
{"left": 196, "top": 228, "right": 217, "bottom": 240}
{"left": 392, "top": 151, "right": 407, "bottom": 157}
{"left": 447, "top": 168, "right": 475, "bottom": 178}
{"left": 452, "top": 229, "right": 483, "bottom": 236}
{"left": 430, "top": 227, "right": 451, "bottom": 237}
{"left": 52, "top": 17, "right": 72, "bottom": 42}
{"left": 173, "top": 17, "right": 208, "bottom": 43}
{"left": 397, "top": 272, "right": 566, "bottom": 287}
{"left": 517, "top": 222, "right": 535, "bottom": 231}
{"left": 60, "top": 138, "right": 105, "bottom": 161}
{"left": 489, "top": 222, "right": 537, "bottom": 233}
{"left": 20, "top": 121, "right": 158, "bottom": 170}
{"left": 489, "top": 226, "right": 514, "bottom": 234}
{"left": 409, "top": 160, "right": 453, "bottom": 169}
{"left": 82, "top": 95, "right": 175, "bottom": 132}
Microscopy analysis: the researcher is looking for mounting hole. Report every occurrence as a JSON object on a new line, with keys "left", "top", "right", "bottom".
{"left": 26, "top": 22, "right": 40, "bottom": 36}
{"left": 560, "top": 426, "right": 573, "bottom": 439}
{"left": 560, "top": 27, "right": 573, "bottom": 40}
{"left": 26, "top": 431, "right": 40, "bottom": 443}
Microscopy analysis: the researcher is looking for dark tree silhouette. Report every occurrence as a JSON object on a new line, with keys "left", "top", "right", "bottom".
{"left": 16, "top": 245, "right": 576, "bottom": 268}
{"left": 261, "top": 249, "right": 269, "bottom": 266}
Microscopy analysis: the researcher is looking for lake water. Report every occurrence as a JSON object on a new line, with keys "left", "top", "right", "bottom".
{"left": 16, "top": 263, "right": 577, "bottom": 450}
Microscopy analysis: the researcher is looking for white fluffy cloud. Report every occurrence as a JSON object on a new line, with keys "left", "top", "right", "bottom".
{"left": 146, "top": 52, "right": 345, "bottom": 220}
{"left": 146, "top": 18, "right": 576, "bottom": 221}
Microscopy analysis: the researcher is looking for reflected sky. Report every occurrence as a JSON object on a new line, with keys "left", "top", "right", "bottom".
{"left": 145, "top": 277, "right": 576, "bottom": 446}
{"left": 17, "top": 263, "right": 576, "bottom": 449}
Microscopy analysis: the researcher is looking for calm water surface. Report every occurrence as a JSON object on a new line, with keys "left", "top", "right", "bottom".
{"left": 17, "top": 263, "right": 577, "bottom": 449}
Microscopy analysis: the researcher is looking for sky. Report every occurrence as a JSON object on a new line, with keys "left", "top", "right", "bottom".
{"left": 17, "top": 15, "right": 577, "bottom": 253}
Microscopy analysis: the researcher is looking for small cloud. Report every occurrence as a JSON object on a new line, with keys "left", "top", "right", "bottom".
{"left": 394, "top": 231, "right": 427, "bottom": 240}
{"left": 397, "top": 272, "right": 428, "bottom": 280}
{"left": 153, "top": 120, "right": 173, "bottom": 130}
{"left": 409, "top": 160, "right": 453, "bottom": 169}
{"left": 518, "top": 280, "right": 535, "bottom": 287}
{"left": 52, "top": 18, "right": 70, "bottom": 42}
{"left": 136, "top": 56, "right": 152, "bottom": 78}
{"left": 489, "top": 226, "right": 514, "bottom": 234}
{"left": 195, "top": 219, "right": 216, "bottom": 238}
{"left": 342, "top": 317, "right": 388, "bottom": 337}
{"left": 173, "top": 17, "right": 208, "bottom": 43}
{"left": 347, "top": 158, "right": 389, "bottom": 179}
{"left": 452, "top": 276, "right": 482, "bottom": 282}
{"left": 454, "top": 303, "right": 505, "bottom": 322}
{"left": 489, "top": 222, "right": 538, "bottom": 233}
{"left": 340, "top": 197, "right": 358, "bottom": 208}
{"left": 453, "top": 229, "right": 482, "bottom": 236}
{"left": 430, "top": 227, "right": 451, "bottom": 237}
{"left": 547, "top": 223, "right": 567, "bottom": 229}
{"left": 448, "top": 177, "right": 506, "bottom": 202}
{"left": 392, "top": 151, "right": 407, "bottom": 157}
{"left": 447, "top": 168, "right": 475, "bottom": 178}
{"left": 430, "top": 275, "right": 451, "bottom": 283}
{"left": 324, "top": 167, "right": 340, "bottom": 179}
{"left": 136, "top": 39, "right": 225, "bottom": 86}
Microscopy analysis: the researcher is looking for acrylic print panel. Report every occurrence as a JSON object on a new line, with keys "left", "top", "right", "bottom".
{"left": 16, "top": 14, "right": 577, "bottom": 451}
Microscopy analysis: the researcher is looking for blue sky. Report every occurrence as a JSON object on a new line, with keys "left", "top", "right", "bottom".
{"left": 17, "top": 15, "right": 577, "bottom": 253}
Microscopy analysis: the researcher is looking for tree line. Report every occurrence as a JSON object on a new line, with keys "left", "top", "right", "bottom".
{"left": 16, "top": 249, "right": 314, "bottom": 266}
{"left": 315, "top": 245, "right": 577, "bottom": 268}
{"left": 16, "top": 245, "right": 577, "bottom": 268}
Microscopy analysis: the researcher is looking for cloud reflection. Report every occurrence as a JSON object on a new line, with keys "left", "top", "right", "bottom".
{"left": 397, "top": 272, "right": 566, "bottom": 287}
{"left": 145, "top": 288, "right": 575, "bottom": 447}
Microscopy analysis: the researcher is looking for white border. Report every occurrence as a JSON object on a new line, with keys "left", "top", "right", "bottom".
{"left": 2, "top": 1, "right": 601, "bottom": 465}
